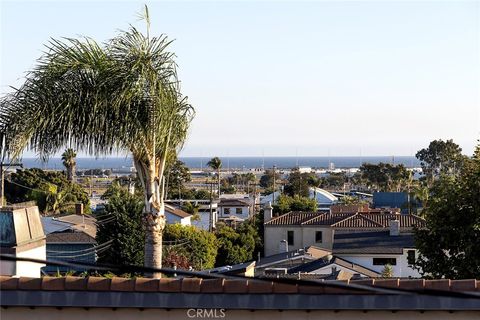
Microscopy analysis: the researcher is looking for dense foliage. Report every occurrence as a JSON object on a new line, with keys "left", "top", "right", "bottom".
{"left": 163, "top": 224, "right": 218, "bottom": 270}
{"left": 414, "top": 144, "right": 480, "bottom": 279}
{"left": 415, "top": 139, "right": 465, "bottom": 185}
{"left": 215, "top": 222, "right": 259, "bottom": 266}
{"left": 96, "top": 184, "right": 145, "bottom": 266}
{"left": 358, "top": 162, "right": 410, "bottom": 192}
{"left": 274, "top": 194, "right": 317, "bottom": 214}
{"left": 5, "top": 168, "right": 90, "bottom": 214}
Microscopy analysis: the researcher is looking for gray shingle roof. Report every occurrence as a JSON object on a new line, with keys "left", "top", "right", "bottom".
{"left": 333, "top": 231, "right": 415, "bottom": 254}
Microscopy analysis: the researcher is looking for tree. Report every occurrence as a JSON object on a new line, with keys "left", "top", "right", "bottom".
{"left": 381, "top": 264, "right": 394, "bottom": 278}
{"left": 0, "top": 6, "right": 194, "bottom": 276}
{"left": 215, "top": 223, "right": 257, "bottom": 266}
{"left": 5, "top": 168, "right": 90, "bottom": 214}
{"left": 414, "top": 144, "right": 480, "bottom": 279}
{"left": 274, "top": 194, "right": 317, "bottom": 214}
{"left": 259, "top": 169, "right": 280, "bottom": 189}
{"left": 207, "top": 157, "right": 222, "bottom": 197}
{"left": 163, "top": 224, "right": 217, "bottom": 270}
{"left": 284, "top": 169, "right": 310, "bottom": 197}
{"left": 359, "top": 163, "right": 409, "bottom": 192}
{"left": 165, "top": 156, "right": 191, "bottom": 199}
{"left": 96, "top": 183, "right": 145, "bottom": 266}
{"left": 416, "top": 139, "right": 465, "bottom": 185}
{"left": 61, "top": 148, "right": 77, "bottom": 182}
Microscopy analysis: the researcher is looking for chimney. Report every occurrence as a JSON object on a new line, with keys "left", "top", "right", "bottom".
{"left": 389, "top": 219, "right": 400, "bottom": 236}
{"left": 279, "top": 240, "right": 288, "bottom": 253}
{"left": 264, "top": 201, "right": 273, "bottom": 223}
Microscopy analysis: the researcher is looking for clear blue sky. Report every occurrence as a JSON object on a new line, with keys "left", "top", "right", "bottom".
{"left": 1, "top": 0, "right": 479, "bottom": 157}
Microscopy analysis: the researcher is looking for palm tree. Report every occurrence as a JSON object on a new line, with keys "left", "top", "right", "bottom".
{"left": 207, "top": 157, "right": 222, "bottom": 197}
{"left": 61, "top": 148, "right": 77, "bottom": 182}
{"left": 0, "top": 6, "right": 194, "bottom": 277}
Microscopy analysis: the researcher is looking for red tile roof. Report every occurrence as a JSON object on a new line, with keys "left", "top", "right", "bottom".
{"left": 1, "top": 276, "right": 478, "bottom": 293}
{"left": 265, "top": 212, "right": 426, "bottom": 229}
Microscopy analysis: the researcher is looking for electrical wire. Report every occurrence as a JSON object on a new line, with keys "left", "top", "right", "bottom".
{"left": 46, "top": 240, "right": 114, "bottom": 254}
{"left": 1, "top": 254, "right": 479, "bottom": 299}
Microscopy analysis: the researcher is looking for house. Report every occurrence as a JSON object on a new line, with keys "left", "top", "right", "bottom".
{"left": 218, "top": 198, "right": 251, "bottom": 221}
{"left": 333, "top": 230, "right": 421, "bottom": 278}
{"left": 0, "top": 206, "right": 46, "bottom": 278}
{"left": 259, "top": 191, "right": 281, "bottom": 206}
{"left": 43, "top": 230, "right": 97, "bottom": 273}
{"left": 41, "top": 215, "right": 98, "bottom": 273}
{"left": 287, "top": 256, "right": 381, "bottom": 279}
{"left": 263, "top": 204, "right": 425, "bottom": 256}
{"left": 164, "top": 204, "right": 192, "bottom": 226}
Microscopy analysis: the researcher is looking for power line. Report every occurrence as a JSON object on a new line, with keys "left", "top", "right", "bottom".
{"left": 1, "top": 254, "right": 478, "bottom": 299}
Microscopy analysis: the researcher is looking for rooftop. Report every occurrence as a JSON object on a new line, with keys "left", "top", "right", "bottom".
{"left": 1, "top": 276, "right": 479, "bottom": 310}
{"left": 265, "top": 211, "right": 426, "bottom": 229}
{"left": 333, "top": 231, "right": 416, "bottom": 254}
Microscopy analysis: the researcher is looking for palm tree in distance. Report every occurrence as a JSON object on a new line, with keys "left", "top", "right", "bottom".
{"left": 0, "top": 6, "right": 194, "bottom": 277}
{"left": 61, "top": 148, "right": 77, "bottom": 182}
{"left": 207, "top": 157, "right": 222, "bottom": 197}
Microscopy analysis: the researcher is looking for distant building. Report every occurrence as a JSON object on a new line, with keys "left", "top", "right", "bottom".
{"left": 218, "top": 198, "right": 251, "bottom": 221}
{"left": 263, "top": 209, "right": 425, "bottom": 257}
{"left": 373, "top": 192, "right": 411, "bottom": 214}
{"left": 164, "top": 204, "right": 192, "bottom": 226}
{"left": 309, "top": 187, "right": 338, "bottom": 208}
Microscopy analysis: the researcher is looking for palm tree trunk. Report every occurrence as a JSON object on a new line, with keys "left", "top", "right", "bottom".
{"left": 134, "top": 157, "right": 165, "bottom": 278}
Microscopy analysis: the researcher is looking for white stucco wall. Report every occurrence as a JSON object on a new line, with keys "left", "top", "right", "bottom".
{"left": 219, "top": 206, "right": 249, "bottom": 220}
{"left": 0, "top": 245, "right": 46, "bottom": 278}
{"left": 335, "top": 250, "right": 421, "bottom": 278}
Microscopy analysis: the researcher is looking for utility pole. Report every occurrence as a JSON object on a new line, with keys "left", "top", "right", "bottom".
{"left": 0, "top": 162, "right": 23, "bottom": 207}
{"left": 206, "top": 180, "right": 215, "bottom": 232}
{"left": 272, "top": 165, "right": 277, "bottom": 205}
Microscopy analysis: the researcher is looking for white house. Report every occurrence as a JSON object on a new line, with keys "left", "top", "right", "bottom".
{"left": 165, "top": 204, "right": 192, "bottom": 226}
{"left": 333, "top": 229, "right": 421, "bottom": 278}
{"left": 218, "top": 198, "right": 251, "bottom": 220}
{"left": 259, "top": 191, "right": 281, "bottom": 206}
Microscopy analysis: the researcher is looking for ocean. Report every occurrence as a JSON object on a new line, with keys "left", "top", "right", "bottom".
{"left": 20, "top": 156, "right": 421, "bottom": 170}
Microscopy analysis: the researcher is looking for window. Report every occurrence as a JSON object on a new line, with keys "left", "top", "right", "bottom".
{"left": 407, "top": 250, "right": 416, "bottom": 265}
{"left": 224, "top": 208, "right": 230, "bottom": 215}
{"left": 315, "top": 231, "right": 323, "bottom": 243}
{"left": 235, "top": 208, "right": 242, "bottom": 214}
{"left": 287, "top": 231, "right": 294, "bottom": 246}
{"left": 373, "top": 258, "right": 397, "bottom": 266}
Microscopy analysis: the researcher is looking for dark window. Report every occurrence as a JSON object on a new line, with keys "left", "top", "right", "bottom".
{"left": 373, "top": 258, "right": 397, "bottom": 266}
{"left": 315, "top": 231, "right": 323, "bottom": 243}
{"left": 287, "top": 231, "right": 294, "bottom": 246}
{"left": 407, "top": 250, "right": 416, "bottom": 265}
{"left": 235, "top": 208, "right": 242, "bottom": 214}
{"left": 224, "top": 208, "right": 230, "bottom": 215}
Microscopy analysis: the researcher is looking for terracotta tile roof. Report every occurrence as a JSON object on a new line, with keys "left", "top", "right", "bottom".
{"left": 265, "top": 211, "right": 426, "bottom": 229}
{"left": 265, "top": 211, "right": 321, "bottom": 225}
{"left": 1, "top": 276, "right": 478, "bottom": 293}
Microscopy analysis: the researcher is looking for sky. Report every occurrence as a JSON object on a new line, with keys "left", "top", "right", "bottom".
{"left": 1, "top": 0, "right": 479, "bottom": 157}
